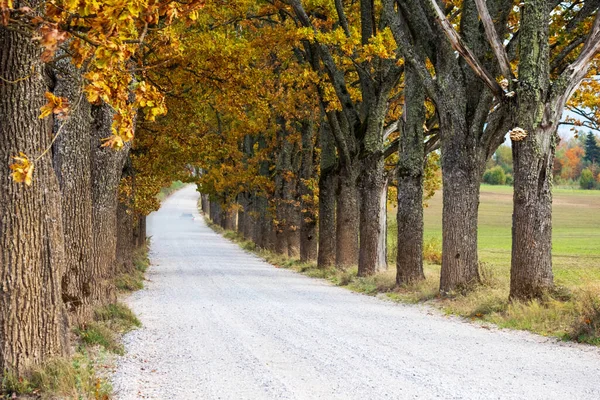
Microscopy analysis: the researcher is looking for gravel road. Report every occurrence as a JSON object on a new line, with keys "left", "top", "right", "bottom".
{"left": 112, "top": 185, "right": 600, "bottom": 400}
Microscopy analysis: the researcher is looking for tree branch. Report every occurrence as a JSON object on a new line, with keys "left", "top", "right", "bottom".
{"left": 382, "top": 0, "right": 438, "bottom": 101}
{"left": 474, "top": 0, "right": 513, "bottom": 80}
{"left": 334, "top": 0, "right": 351, "bottom": 37}
{"left": 426, "top": 0, "right": 505, "bottom": 98}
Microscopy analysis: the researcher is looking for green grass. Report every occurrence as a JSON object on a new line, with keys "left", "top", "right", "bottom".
{"left": 2, "top": 299, "right": 140, "bottom": 398}
{"left": 1, "top": 350, "right": 112, "bottom": 400}
{"left": 420, "top": 185, "right": 600, "bottom": 285}
{"left": 389, "top": 185, "right": 600, "bottom": 343}
{"left": 115, "top": 243, "right": 150, "bottom": 292}
{"left": 76, "top": 303, "right": 141, "bottom": 356}
{"left": 206, "top": 185, "right": 600, "bottom": 345}
{"left": 156, "top": 180, "right": 186, "bottom": 202}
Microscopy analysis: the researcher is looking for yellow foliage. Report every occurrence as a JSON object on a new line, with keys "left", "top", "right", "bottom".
{"left": 9, "top": 153, "right": 34, "bottom": 186}
{"left": 39, "top": 92, "right": 69, "bottom": 120}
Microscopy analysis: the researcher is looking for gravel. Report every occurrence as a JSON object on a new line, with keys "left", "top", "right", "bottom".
{"left": 112, "top": 185, "right": 600, "bottom": 400}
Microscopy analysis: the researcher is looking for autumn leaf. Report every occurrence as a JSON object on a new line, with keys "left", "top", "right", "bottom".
{"left": 39, "top": 92, "right": 69, "bottom": 120}
{"left": 101, "top": 135, "right": 125, "bottom": 149}
{"left": 9, "top": 152, "right": 34, "bottom": 186}
{"left": 0, "top": 0, "right": 12, "bottom": 26}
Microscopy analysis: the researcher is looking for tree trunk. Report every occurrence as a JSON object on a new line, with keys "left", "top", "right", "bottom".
{"left": 376, "top": 180, "right": 388, "bottom": 272}
{"left": 90, "top": 103, "right": 131, "bottom": 306}
{"left": 286, "top": 152, "right": 301, "bottom": 259}
{"left": 116, "top": 199, "right": 134, "bottom": 274}
{"left": 201, "top": 194, "right": 210, "bottom": 215}
{"left": 224, "top": 208, "right": 237, "bottom": 231}
{"left": 439, "top": 132, "right": 483, "bottom": 294}
{"left": 0, "top": 23, "right": 69, "bottom": 374}
{"left": 318, "top": 122, "right": 337, "bottom": 268}
{"left": 396, "top": 66, "right": 426, "bottom": 285}
{"left": 242, "top": 193, "right": 256, "bottom": 240}
{"left": 133, "top": 213, "right": 147, "bottom": 248}
{"left": 336, "top": 166, "right": 359, "bottom": 269}
{"left": 51, "top": 56, "right": 95, "bottom": 324}
{"left": 510, "top": 0, "right": 554, "bottom": 299}
{"left": 299, "top": 121, "right": 318, "bottom": 262}
{"left": 358, "top": 154, "right": 386, "bottom": 277}
{"left": 237, "top": 196, "right": 246, "bottom": 234}
{"left": 510, "top": 128, "right": 555, "bottom": 299}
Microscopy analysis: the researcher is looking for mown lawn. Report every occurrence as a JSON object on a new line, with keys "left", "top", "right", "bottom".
{"left": 417, "top": 185, "right": 600, "bottom": 286}
{"left": 386, "top": 185, "right": 600, "bottom": 342}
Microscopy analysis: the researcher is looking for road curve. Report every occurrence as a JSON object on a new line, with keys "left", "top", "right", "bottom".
{"left": 113, "top": 185, "right": 600, "bottom": 400}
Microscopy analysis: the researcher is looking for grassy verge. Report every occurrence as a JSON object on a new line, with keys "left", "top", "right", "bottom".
{"left": 2, "top": 246, "right": 149, "bottom": 399}
{"left": 115, "top": 245, "right": 150, "bottom": 292}
{"left": 204, "top": 187, "right": 600, "bottom": 346}
{"left": 156, "top": 181, "right": 186, "bottom": 202}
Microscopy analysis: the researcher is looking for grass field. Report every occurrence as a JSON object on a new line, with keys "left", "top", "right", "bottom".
{"left": 420, "top": 185, "right": 600, "bottom": 285}
{"left": 386, "top": 185, "right": 600, "bottom": 343}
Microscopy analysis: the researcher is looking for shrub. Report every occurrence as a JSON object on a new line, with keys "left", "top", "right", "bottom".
{"left": 580, "top": 168, "right": 596, "bottom": 189}
{"left": 423, "top": 237, "right": 442, "bottom": 265}
{"left": 568, "top": 291, "right": 600, "bottom": 345}
{"left": 483, "top": 166, "right": 507, "bottom": 185}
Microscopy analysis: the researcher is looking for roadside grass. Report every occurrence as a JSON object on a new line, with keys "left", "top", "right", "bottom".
{"left": 2, "top": 247, "right": 149, "bottom": 399}
{"left": 205, "top": 185, "right": 600, "bottom": 345}
{"left": 156, "top": 180, "right": 186, "bottom": 202}
{"left": 115, "top": 245, "right": 150, "bottom": 292}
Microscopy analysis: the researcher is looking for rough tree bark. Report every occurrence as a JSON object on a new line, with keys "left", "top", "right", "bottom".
{"left": 51, "top": 56, "right": 95, "bottom": 324}
{"left": 336, "top": 165, "right": 360, "bottom": 269}
{"left": 510, "top": 0, "right": 555, "bottom": 299}
{"left": 358, "top": 152, "right": 386, "bottom": 277}
{"left": 317, "top": 120, "right": 337, "bottom": 268}
{"left": 90, "top": 103, "right": 131, "bottom": 306}
{"left": 299, "top": 121, "right": 318, "bottom": 261}
{"left": 376, "top": 179, "right": 388, "bottom": 272}
{"left": 115, "top": 159, "right": 135, "bottom": 275}
{"left": 396, "top": 66, "right": 426, "bottom": 284}
{"left": 0, "top": 21, "right": 69, "bottom": 374}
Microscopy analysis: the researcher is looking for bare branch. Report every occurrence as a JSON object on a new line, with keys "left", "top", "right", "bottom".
{"left": 334, "top": 0, "right": 351, "bottom": 37}
{"left": 382, "top": 0, "right": 438, "bottom": 101}
{"left": 550, "top": 35, "right": 586, "bottom": 73}
{"left": 426, "top": 0, "right": 505, "bottom": 98}
{"left": 474, "top": 0, "right": 513, "bottom": 80}
{"left": 383, "top": 121, "right": 399, "bottom": 141}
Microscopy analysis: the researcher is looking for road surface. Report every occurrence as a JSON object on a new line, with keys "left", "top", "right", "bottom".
{"left": 112, "top": 185, "right": 600, "bottom": 399}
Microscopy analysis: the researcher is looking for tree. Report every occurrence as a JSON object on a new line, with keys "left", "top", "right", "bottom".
{"left": 0, "top": 8, "right": 69, "bottom": 374}
{"left": 421, "top": 0, "right": 600, "bottom": 299}
{"left": 580, "top": 168, "right": 596, "bottom": 189}
{"left": 483, "top": 166, "right": 507, "bottom": 185}
{"left": 287, "top": 0, "right": 405, "bottom": 275}
{"left": 509, "top": 1, "right": 599, "bottom": 300}
{"left": 385, "top": 0, "right": 514, "bottom": 294}
{"left": 584, "top": 132, "right": 600, "bottom": 164}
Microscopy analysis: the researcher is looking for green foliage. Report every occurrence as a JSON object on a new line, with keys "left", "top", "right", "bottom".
{"left": 483, "top": 166, "right": 507, "bottom": 185}
{"left": 580, "top": 168, "right": 596, "bottom": 189}
{"left": 423, "top": 237, "right": 442, "bottom": 265}
{"left": 583, "top": 132, "right": 600, "bottom": 164}
{"left": 157, "top": 181, "right": 186, "bottom": 202}
{"left": 494, "top": 145, "right": 513, "bottom": 174}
